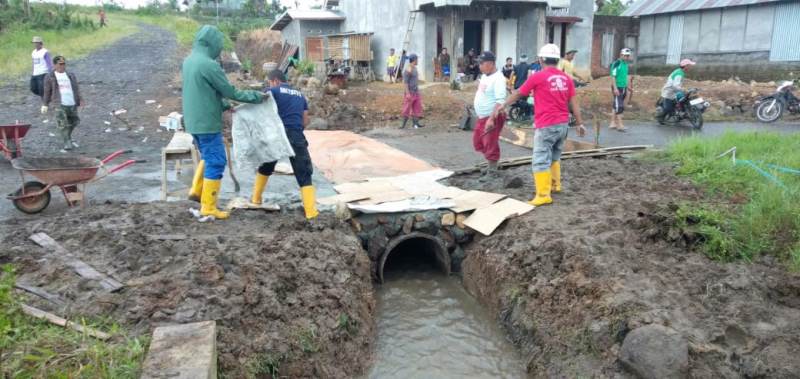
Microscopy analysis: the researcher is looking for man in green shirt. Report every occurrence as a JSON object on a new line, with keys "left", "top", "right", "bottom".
{"left": 657, "top": 58, "right": 696, "bottom": 124}
{"left": 609, "top": 48, "right": 632, "bottom": 131}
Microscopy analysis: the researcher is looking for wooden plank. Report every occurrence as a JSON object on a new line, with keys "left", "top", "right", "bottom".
{"left": 14, "top": 283, "right": 65, "bottom": 306}
{"left": 21, "top": 304, "right": 111, "bottom": 340}
{"left": 29, "top": 233, "right": 124, "bottom": 292}
{"left": 463, "top": 198, "right": 535, "bottom": 236}
{"left": 450, "top": 190, "right": 507, "bottom": 213}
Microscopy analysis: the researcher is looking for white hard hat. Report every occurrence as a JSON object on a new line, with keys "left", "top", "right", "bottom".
{"left": 32, "top": 36, "right": 43, "bottom": 43}
{"left": 539, "top": 44, "right": 560, "bottom": 59}
{"left": 620, "top": 48, "right": 632, "bottom": 56}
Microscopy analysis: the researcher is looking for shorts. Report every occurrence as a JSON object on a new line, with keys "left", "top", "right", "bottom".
{"left": 258, "top": 129, "right": 313, "bottom": 187}
{"left": 442, "top": 64, "right": 451, "bottom": 76}
{"left": 387, "top": 67, "right": 396, "bottom": 78}
{"left": 532, "top": 123, "right": 568, "bottom": 172}
{"left": 473, "top": 114, "right": 506, "bottom": 162}
{"left": 613, "top": 87, "right": 627, "bottom": 114}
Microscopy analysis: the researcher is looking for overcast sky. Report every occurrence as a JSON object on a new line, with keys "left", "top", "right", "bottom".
{"left": 36, "top": 0, "right": 324, "bottom": 10}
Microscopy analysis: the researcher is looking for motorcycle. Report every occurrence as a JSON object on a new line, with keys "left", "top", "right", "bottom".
{"left": 509, "top": 97, "right": 533, "bottom": 122}
{"left": 754, "top": 80, "right": 799, "bottom": 123}
{"left": 655, "top": 88, "right": 709, "bottom": 130}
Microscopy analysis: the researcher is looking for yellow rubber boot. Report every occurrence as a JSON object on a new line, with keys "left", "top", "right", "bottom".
{"left": 529, "top": 171, "right": 553, "bottom": 206}
{"left": 200, "top": 179, "right": 230, "bottom": 219}
{"left": 250, "top": 173, "right": 269, "bottom": 205}
{"left": 551, "top": 161, "right": 562, "bottom": 193}
{"left": 188, "top": 160, "right": 205, "bottom": 202}
{"left": 300, "top": 185, "right": 319, "bottom": 219}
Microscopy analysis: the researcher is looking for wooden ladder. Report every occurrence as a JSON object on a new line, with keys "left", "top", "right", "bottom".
{"left": 401, "top": 11, "right": 420, "bottom": 53}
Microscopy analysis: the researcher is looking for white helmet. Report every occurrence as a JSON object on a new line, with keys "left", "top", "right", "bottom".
{"left": 620, "top": 48, "right": 632, "bottom": 56}
{"left": 539, "top": 44, "right": 560, "bottom": 59}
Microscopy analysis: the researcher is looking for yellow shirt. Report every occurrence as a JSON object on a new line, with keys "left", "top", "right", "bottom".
{"left": 557, "top": 59, "right": 576, "bottom": 79}
{"left": 387, "top": 55, "right": 398, "bottom": 68}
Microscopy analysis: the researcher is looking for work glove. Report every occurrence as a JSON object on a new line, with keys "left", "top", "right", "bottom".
{"left": 40, "top": 106, "right": 48, "bottom": 114}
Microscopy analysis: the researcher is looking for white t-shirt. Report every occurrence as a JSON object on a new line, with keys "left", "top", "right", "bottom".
{"left": 473, "top": 70, "right": 507, "bottom": 118}
{"left": 32, "top": 48, "right": 50, "bottom": 76}
{"left": 55, "top": 72, "right": 76, "bottom": 106}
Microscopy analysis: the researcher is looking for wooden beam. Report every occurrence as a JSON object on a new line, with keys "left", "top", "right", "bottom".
{"left": 29, "top": 233, "right": 124, "bottom": 292}
{"left": 21, "top": 304, "right": 111, "bottom": 340}
{"left": 14, "top": 283, "right": 65, "bottom": 306}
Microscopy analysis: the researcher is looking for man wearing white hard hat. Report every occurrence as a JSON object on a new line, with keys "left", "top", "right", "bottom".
{"left": 609, "top": 48, "right": 633, "bottom": 131}
{"left": 30, "top": 36, "right": 53, "bottom": 98}
{"left": 657, "top": 58, "right": 697, "bottom": 124}
{"left": 500, "top": 44, "right": 587, "bottom": 206}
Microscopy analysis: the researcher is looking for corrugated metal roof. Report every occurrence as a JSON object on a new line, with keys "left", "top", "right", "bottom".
{"left": 270, "top": 10, "right": 346, "bottom": 31}
{"left": 416, "top": 0, "right": 550, "bottom": 8}
{"left": 622, "top": 0, "right": 786, "bottom": 17}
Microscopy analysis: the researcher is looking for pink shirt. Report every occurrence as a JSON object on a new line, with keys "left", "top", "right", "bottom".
{"left": 517, "top": 67, "right": 575, "bottom": 129}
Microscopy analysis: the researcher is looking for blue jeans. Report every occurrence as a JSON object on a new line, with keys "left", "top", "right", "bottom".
{"left": 532, "top": 124, "right": 568, "bottom": 172}
{"left": 193, "top": 133, "right": 226, "bottom": 180}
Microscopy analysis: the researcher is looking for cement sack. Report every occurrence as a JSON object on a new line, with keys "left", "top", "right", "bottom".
{"left": 231, "top": 98, "right": 294, "bottom": 172}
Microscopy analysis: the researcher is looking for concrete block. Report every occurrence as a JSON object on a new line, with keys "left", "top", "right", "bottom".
{"left": 141, "top": 321, "right": 217, "bottom": 379}
{"left": 441, "top": 212, "right": 456, "bottom": 226}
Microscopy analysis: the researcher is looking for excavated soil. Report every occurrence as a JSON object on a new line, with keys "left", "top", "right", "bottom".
{"left": 0, "top": 202, "right": 375, "bottom": 378}
{"left": 450, "top": 157, "right": 800, "bottom": 377}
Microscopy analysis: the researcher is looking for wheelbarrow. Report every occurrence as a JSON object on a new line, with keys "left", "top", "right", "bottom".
{"left": 0, "top": 123, "right": 31, "bottom": 160}
{"left": 7, "top": 150, "right": 137, "bottom": 214}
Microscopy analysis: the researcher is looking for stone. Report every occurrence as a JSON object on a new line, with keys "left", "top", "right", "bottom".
{"left": 141, "top": 321, "right": 217, "bottom": 379}
{"left": 307, "top": 118, "right": 329, "bottom": 130}
{"left": 504, "top": 176, "right": 524, "bottom": 189}
{"left": 402, "top": 216, "right": 414, "bottom": 234}
{"left": 455, "top": 214, "right": 468, "bottom": 229}
{"left": 619, "top": 324, "right": 688, "bottom": 379}
{"left": 441, "top": 212, "right": 456, "bottom": 226}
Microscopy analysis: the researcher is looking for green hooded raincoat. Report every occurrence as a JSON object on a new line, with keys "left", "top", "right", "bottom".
{"left": 182, "top": 25, "right": 262, "bottom": 135}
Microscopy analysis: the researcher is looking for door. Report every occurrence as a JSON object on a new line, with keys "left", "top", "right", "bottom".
{"left": 666, "top": 14, "right": 684, "bottom": 65}
{"left": 305, "top": 37, "right": 323, "bottom": 62}
{"left": 463, "top": 20, "right": 483, "bottom": 55}
{"left": 497, "top": 18, "right": 518, "bottom": 63}
{"left": 601, "top": 32, "right": 614, "bottom": 68}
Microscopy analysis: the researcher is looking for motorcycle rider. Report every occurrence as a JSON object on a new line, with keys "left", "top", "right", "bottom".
{"left": 657, "top": 58, "right": 696, "bottom": 125}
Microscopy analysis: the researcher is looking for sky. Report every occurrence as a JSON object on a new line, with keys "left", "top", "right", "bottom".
{"left": 36, "top": 0, "right": 324, "bottom": 10}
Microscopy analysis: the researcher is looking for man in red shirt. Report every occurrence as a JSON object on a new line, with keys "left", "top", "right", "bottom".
{"left": 499, "top": 44, "right": 587, "bottom": 206}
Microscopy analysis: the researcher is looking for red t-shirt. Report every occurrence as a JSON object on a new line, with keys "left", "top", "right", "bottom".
{"left": 517, "top": 67, "right": 575, "bottom": 129}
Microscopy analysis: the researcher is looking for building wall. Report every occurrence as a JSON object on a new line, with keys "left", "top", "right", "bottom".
{"left": 635, "top": 2, "right": 800, "bottom": 80}
{"left": 567, "top": 0, "right": 594, "bottom": 78}
{"left": 590, "top": 15, "right": 638, "bottom": 78}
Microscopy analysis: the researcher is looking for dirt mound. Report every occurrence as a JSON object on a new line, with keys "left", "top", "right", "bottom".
{"left": 453, "top": 158, "right": 800, "bottom": 377}
{"left": 0, "top": 202, "right": 375, "bottom": 377}
{"left": 235, "top": 28, "right": 283, "bottom": 78}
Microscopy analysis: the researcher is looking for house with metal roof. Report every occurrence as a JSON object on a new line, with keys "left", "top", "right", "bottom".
{"left": 272, "top": 0, "right": 593, "bottom": 82}
{"left": 623, "top": 0, "right": 800, "bottom": 80}
{"left": 270, "top": 10, "right": 347, "bottom": 62}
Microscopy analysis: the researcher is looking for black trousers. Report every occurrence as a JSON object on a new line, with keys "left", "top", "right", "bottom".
{"left": 30, "top": 74, "right": 46, "bottom": 97}
{"left": 659, "top": 98, "right": 677, "bottom": 121}
{"left": 258, "top": 129, "right": 313, "bottom": 187}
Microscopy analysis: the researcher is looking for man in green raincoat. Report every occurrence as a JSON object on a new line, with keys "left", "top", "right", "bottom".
{"left": 183, "top": 25, "right": 263, "bottom": 219}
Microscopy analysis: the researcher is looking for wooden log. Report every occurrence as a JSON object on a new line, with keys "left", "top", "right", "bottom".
{"left": 29, "top": 233, "right": 124, "bottom": 292}
{"left": 14, "top": 283, "right": 65, "bottom": 306}
{"left": 21, "top": 304, "right": 111, "bottom": 340}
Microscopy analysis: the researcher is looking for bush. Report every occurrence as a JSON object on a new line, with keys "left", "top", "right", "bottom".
{"left": 295, "top": 59, "right": 315, "bottom": 77}
{"left": 0, "top": 2, "right": 97, "bottom": 31}
{"left": 135, "top": 0, "right": 165, "bottom": 16}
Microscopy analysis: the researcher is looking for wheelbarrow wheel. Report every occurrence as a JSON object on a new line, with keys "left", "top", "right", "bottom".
{"left": 13, "top": 181, "right": 51, "bottom": 214}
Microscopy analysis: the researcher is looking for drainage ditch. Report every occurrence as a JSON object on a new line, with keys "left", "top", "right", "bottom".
{"left": 354, "top": 211, "right": 527, "bottom": 378}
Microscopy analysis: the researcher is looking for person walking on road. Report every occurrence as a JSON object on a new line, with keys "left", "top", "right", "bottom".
{"left": 501, "top": 44, "right": 587, "bottom": 206}
{"left": 30, "top": 36, "right": 53, "bottom": 98}
{"left": 400, "top": 53, "right": 424, "bottom": 129}
{"left": 251, "top": 70, "right": 319, "bottom": 220}
{"left": 386, "top": 48, "right": 398, "bottom": 83}
{"left": 557, "top": 49, "right": 587, "bottom": 84}
{"left": 472, "top": 51, "right": 507, "bottom": 181}
{"left": 98, "top": 8, "right": 107, "bottom": 27}
{"left": 41, "top": 55, "right": 82, "bottom": 152}
{"left": 183, "top": 25, "right": 264, "bottom": 220}
{"left": 609, "top": 48, "right": 633, "bottom": 132}
{"left": 657, "top": 58, "right": 696, "bottom": 125}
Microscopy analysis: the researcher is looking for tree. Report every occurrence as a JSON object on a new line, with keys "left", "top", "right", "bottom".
{"left": 596, "top": 0, "right": 629, "bottom": 16}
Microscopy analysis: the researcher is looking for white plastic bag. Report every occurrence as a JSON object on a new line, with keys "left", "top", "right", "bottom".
{"left": 231, "top": 98, "right": 294, "bottom": 172}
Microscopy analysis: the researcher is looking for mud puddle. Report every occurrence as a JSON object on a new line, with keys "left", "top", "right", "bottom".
{"left": 368, "top": 248, "right": 526, "bottom": 379}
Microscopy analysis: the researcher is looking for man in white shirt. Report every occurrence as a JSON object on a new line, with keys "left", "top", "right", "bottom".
{"left": 472, "top": 51, "right": 507, "bottom": 180}
{"left": 42, "top": 56, "right": 83, "bottom": 152}
{"left": 30, "top": 36, "right": 53, "bottom": 98}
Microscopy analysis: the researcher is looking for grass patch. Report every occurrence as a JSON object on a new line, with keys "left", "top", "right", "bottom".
{"left": 665, "top": 131, "right": 800, "bottom": 266}
{"left": 0, "top": 8, "right": 138, "bottom": 79}
{"left": 0, "top": 265, "right": 148, "bottom": 377}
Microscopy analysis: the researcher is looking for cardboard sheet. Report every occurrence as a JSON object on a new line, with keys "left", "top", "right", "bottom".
{"left": 451, "top": 190, "right": 507, "bottom": 213}
{"left": 317, "top": 193, "right": 371, "bottom": 206}
{"left": 463, "top": 198, "right": 534, "bottom": 236}
{"left": 348, "top": 196, "right": 456, "bottom": 214}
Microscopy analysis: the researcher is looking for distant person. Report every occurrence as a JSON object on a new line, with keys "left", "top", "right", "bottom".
{"left": 557, "top": 49, "right": 587, "bottom": 84}
{"left": 466, "top": 49, "right": 479, "bottom": 81}
{"left": 609, "top": 48, "right": 633, "bottom": 132}
{"left": 251, "top": 70, "right": 319, "bottom": 220}
{"left": 386, "top": 48, "right": 398, "bottom": 83}
{"left": 400, "top": 53, "right": 424, "bottom": 129}
{"left": 98, "top": 8, "right": 107, "bottom": 27}
{"left": 472, "top": 51, "right": 507, "bottom": 181}
{"left": 183, "top": 25, "right": 263, "bottom": 220}
{"left": 502, "top": 57, "right": 514, "bottom": 78}
{"left": 657, "top": 58, "right": 696, "bottom": 125}
{"left": 41, "top": 56, "right": 82, "bottom": 152}
{"left": 30, "top": 36, "right": 52, "bottom": 98}
{"left": 438, "top": 47, "right": 451, "bottom": 81}
{"left": 513, "top": 54, "right": 530, "bottom": 89}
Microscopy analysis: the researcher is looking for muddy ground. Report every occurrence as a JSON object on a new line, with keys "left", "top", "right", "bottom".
{"left": 450, "top": 157, "right": 800, "bottom": 378}
{"left": 0, "top": 202, "right": 375, "bottom": 377}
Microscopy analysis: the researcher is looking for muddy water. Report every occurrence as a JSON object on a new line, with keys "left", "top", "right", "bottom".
{"left": 368, "top": 266, "right": 527, "bottom": 379}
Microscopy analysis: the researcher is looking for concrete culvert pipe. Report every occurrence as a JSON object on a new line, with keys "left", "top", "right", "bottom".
{"left": 378, "top": 232, "right": 451, "bottom": 283}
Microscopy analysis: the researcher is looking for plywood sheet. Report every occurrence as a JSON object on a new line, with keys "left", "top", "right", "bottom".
{"left": 463, "top": 198, "right": 534, "bottom": 236}
{"left": 450, "top": 190, "right": 507, "bottom": 213}
{"left": 318, "top": 193, "right": 371, "bottom": 206}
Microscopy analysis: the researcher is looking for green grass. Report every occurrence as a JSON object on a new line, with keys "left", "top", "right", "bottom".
{"left": 0, "top": 265, "right": 148, "bottom": 378}
{"left": 0, "top": 12, "right": 138, "bottom": 79}
{"left": 664, "top": 131, "right": 800, "bottom": 268}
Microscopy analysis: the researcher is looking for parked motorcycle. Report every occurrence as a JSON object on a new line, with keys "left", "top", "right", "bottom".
{"left": 655, "top": 88, "right": 709, "bottom": 130}
{"left": 509, "top": 97, "right": 533, "bottom": 122}
{"left": 754, "top": 80, "right": 799, "bottom": 123}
